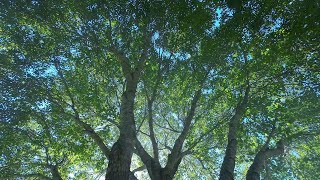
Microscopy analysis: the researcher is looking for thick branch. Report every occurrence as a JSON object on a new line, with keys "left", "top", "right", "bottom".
{"left": 247, "top": 127, "right": 320, "bottom": 180}
{"left": 166, "top": 82, "right": 204, "bottom": 171}
{"left": 54, "top": 63, "right": 110, "bottom": 157}
{"left": 148, "top": 100, "right": 159, "bottom": 161}
{"left": 49, "top": 165, "right": 63, "bottom": 180}
{"left": 109, "top": 46, "right": 132, "bottom": 78}
{"left": 246, "top": 139, "right": 284, "bottom": 180}
{"left": 135, "top": 139, "right": 154, "bottom": 164}
{"left": 219, "top": 83, "right": 250, "bottom": 180}
{"left": 132, "top": 165, "right": 146, "bottom": 174}
{"left": 134, "top": 138, "right": 161, "bottom": 179}
{"left": 147, "top": 62, "right": 162, "bottom": 162}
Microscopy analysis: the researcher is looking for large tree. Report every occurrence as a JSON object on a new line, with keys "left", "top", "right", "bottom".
{"left": 1, "top": 0, "right": 319, "bottom": 180}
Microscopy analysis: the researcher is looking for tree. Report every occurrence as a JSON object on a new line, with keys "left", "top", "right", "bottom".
{"left": 0, "top": 0, "right": 319, "bottom": 180}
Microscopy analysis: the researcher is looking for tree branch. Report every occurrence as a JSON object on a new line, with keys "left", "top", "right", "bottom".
{"left": 220, "top": 80, "right": 250, "bottom": 180}
{"left": 166, "top": 74, "right": 207, "bottom": 170}
{"left": 134, "top": 138, "right": 159, "bottom": 175}
{"left": 146, "top": 61, "right": 163, "bottom": 162}
{"left": 132, "top": 165, "right": 146, "bottom": 174}
{"left": 153, "top": 121, "right": 181, "bottom": 133}
{"left": 54, "top": 62, "right": 110, "bottom": 157}
{"left": 246, "top": 138, "right": 284, "bottom": 180}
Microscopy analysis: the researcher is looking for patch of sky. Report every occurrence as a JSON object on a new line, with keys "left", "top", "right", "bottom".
{"left": 202, "top": 88, "right": 213, "bottom": 95}
{"left": 43, "top": 64, "right": 57, "bottom": 77}
{"left": 153, "top": 31, "right": 189, "bottom": 62}
{"left": 20, "top": 25, "right": 37, "bottom": 43}
{"left": 76, "top": 25, "right": 84, "bottom": 36}
{"left": 242, "top": 117, "right": 251, "bottom": 124}
{"left": 214, "top": 7, "right": 222, "bottom": 29}
{"left": 271, "top": 18, "right": 283, "bottom": 32}
{"left": 205, "top": 7, "right": 223, "bottom": 35}
{"left": 171, "top": 112, "right": 180, "bottom": 121}
{"left": 260, "top": 16, "right": 284, "bottom": 36}
{"left": 256, "top": 132, "right": 268, "bottom": 144}
{"left": 68, "top": 173, "right": 75, "bottom": 179}
{"left": 152, "top": 31, "right": 159, "bottom": 43}
{"left": 24, "top": 61, "right": 57, "bottom": 78}
{"left": 34, "top": 100, "right": 51, "bottom": 111}
{"left": 242, "top": 28, "right": 252, "bottom": 44}
{"left": 17, "top": 53, "right": 26, "bottom": 62}
{"left": 31, "top": 155, "right": 41, "bottom": 163}
{"left": 70, "top": 47, "right": 81, "bottom": 58}
{"left": 210, "top": 148, "right": 224, "bottom": 165}
{"left": 87, "top": 3, "right": 98, "bottom": 11}
{"left": 94, "top": 125, "right": 108, "bottom": 132}
{"left": 225, "top": 54, "right": 235, "bottom": 66}
{"left": 31, "top": 0, "right": 39, "bottom": 5}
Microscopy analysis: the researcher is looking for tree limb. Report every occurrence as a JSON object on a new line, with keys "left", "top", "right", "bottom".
{"left": 219, "top": 80, "right": 250, "bottom": 180}
{"left": 54, "top": 62, "right": 111, "bottom": 157}
{"left": 132, "top": 165, "right": 146, "bottom": 174}
{"left": 166, "top": 74, "right": 207, "bottom": 171}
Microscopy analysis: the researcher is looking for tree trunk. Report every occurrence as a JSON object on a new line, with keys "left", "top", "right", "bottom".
{"left": 219, "top": 85, "right": 250, "bottom": 180}
{"left": 148, "top": 165, "right": 181, "bottom": 180}
{"left": 51, "top": 165, "right": 63, "bottom": 180}
{"left": 106, "top": 81, "right": 137, "bottom": 179}
{"left": 219, "top": 117, "right": 239, "bottom": 180}
{"left": 246, "top": 140, "right": 284, "bottom": 180}
{"left": 162, "top": 158, "right": 182, "bottom": 180}
{"left": 106, "top": 138, "right": 134, "bottom": 179}
{"left": 149, "top": 165, "right": 163, "bottom": 180}
{"left": 219, "top": 106, "right": 247, "bottom": 180}
{"left": 135, "top": 138, "right": 181, "bottom": 180}
{"left": 246, "top": 150, "right": 266, "bottom": 180}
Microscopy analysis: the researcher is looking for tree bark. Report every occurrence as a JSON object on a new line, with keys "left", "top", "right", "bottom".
{"left": 246, "top": 140, "right": 284, "bottom": 180}
{"left": 106, "top": 28, "right": 149, "bottom": 178}
{"left": 106, "top": 80, "right": 138, "bottom": 179}
{"left": 51, "top": 165, "right": 63, "bottom": 180}
{"left": 219, "top": 85, "right": 250, "bottom": 180}
{"left": 135, "top": 138, "right": 162, "bottom": 180}
{"left": 148, "top": 99, "right": 160, "bottom": 162}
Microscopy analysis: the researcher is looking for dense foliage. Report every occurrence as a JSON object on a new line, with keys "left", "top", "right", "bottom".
{"left": 0, "top": 0, "right": 319, "bottom": 180}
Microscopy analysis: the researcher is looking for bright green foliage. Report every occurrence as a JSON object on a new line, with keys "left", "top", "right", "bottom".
{"left": 1, "top": 0, "right": 319, "bottom": 179}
